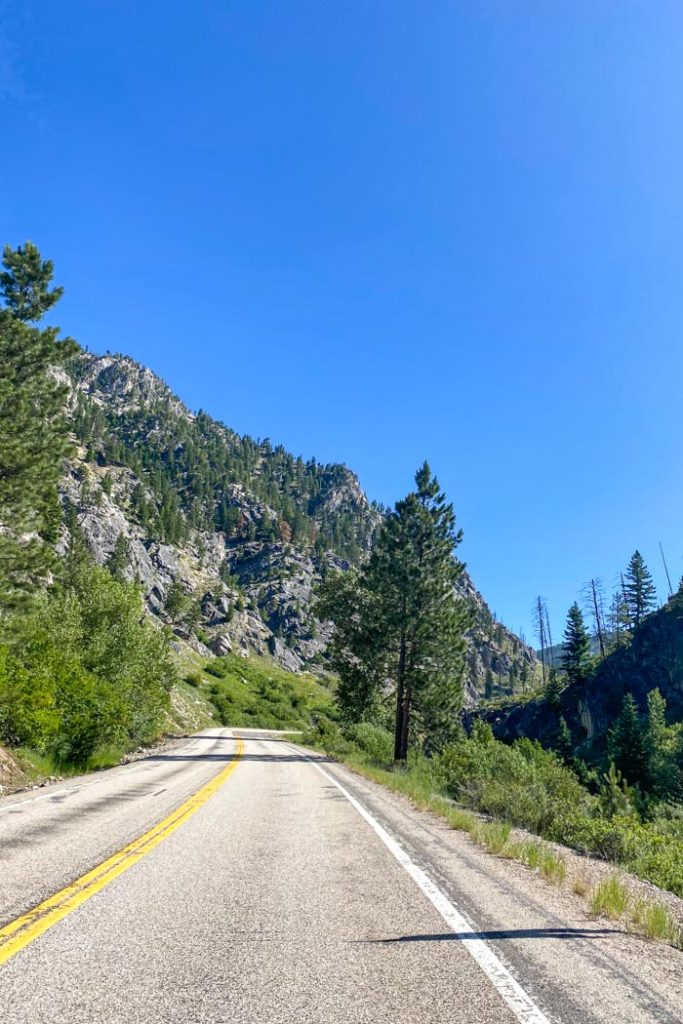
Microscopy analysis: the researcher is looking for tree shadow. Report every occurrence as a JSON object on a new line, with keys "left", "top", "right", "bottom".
{"left": 358, "top": 926, "right": 625, "bottom": 942}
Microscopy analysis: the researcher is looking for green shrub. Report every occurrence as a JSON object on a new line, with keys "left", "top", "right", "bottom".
{"left": 0, "top": 562, "right": 174, "bottom": 766}
{"left": 434, "top": 734, "right": 592, "bottom": 835}
{"left": 204, "top": 653, "right": 336, "bottom": 732}
{"left": 345, "top": 723, "right": 394, "bottom": 764}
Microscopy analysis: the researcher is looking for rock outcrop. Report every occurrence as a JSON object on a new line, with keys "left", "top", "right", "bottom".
{"left": 61, "top": 349, "right": 538, "bottom": 694}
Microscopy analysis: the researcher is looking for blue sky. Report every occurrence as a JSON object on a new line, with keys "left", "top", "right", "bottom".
{"left": 3, "top": 1, "right": 683, "bottom": 642}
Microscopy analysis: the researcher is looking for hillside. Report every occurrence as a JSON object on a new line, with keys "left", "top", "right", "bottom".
{"left": 61, "top": 349, "right": 538, "bottom": 697}
{"left": 471, "top": 588, "right": 683, "bottom": 748}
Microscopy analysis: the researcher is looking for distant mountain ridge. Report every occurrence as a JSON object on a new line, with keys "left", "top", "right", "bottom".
{"left": 61, "top": 348, "right": 538, "bottom": 698}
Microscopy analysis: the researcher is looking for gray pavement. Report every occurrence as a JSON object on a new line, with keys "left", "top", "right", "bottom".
{"left": 0, "top": 730, "right": 681, "bottom": 1023}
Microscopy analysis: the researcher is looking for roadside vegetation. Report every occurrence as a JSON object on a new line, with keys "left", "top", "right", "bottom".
{"left": 0, "top": 244, "right": 176, "bottom": 775}
{"left": 304, "top": 715, "right": 683, "bottom": 899}
{"left": 187, "top": 653, "right": 336, "bottom": 731}
{"left": 301, "top": 718, "right": 683, "bottom": 947}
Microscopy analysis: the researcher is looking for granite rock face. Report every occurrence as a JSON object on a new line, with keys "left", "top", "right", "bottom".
{"left": 61, "top": 350, "right": 538, "bottom": 694}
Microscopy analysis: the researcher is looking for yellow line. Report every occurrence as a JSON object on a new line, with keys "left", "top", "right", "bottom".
{"left": 0, "top": 737, "right": 244, "bottom": 967}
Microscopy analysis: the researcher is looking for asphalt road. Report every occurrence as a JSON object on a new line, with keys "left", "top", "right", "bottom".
{"left": 0, "top": 728, "right": 681, "bottom": 1023}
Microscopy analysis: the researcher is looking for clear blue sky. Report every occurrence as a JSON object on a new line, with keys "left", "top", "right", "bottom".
{"left": 3, "top": 2, "right": 683, "bottom": 642}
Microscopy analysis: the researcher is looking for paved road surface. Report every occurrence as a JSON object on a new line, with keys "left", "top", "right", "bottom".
{"left": 0, "top": 729, "right": 681, "bottom": 1023}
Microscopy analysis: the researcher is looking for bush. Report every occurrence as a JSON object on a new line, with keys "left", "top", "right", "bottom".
{"left": 434, "top": 734, "right": 592, "bottom": 835}
{"left": 345, "top": 723, "right": 394, "bottom": 764}
{"left": 203, "top": 653, "right": 336, "bottom": 732}
{"left": 0, "top": 562, "right": 175, "bottom": 765}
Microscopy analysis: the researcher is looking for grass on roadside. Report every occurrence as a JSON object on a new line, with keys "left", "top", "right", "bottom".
{"left": 299, "top": 723, "right": 683, "bottom": 951}
{"left": 589, "top": 875, "right": 630, "bottom": 920}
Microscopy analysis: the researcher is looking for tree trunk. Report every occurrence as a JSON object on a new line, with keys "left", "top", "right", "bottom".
{"left": 398, "top": 688, "right": 411, "bottom": 761}
{"left": 591, "top": 579, "right": 605, "bottom": 660}
{"left": 393, "top": 632, "right": 407, "bottom": 762}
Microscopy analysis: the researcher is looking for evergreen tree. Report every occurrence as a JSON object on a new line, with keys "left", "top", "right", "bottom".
{"left": 561, "top": 602, "right": 591, "bottom": 684}
{"left": 0, "top": 242, "right": 76, "bottom": 612}
{"left": 606, "top": 590, "right": 630, "bottom": 651}
{"left": 106, "top": 532, "right": 132, "bottom": 581}
{"left": 318, "top": 462, "right": 471, "bottom": 761}
{"left": 544, "top": 669, "right": 562, "bottom": 710}
{"left": 644, "top": 688, "right": 680, "bottom": 802}
{"left": 555, "top": 715, "right": 574, "bottom": 766}
{"left": 623, "top": 551, "right": 657, "bottom": 630}
{"left": 608, "top": 693, "right": 648, "bottom": 788}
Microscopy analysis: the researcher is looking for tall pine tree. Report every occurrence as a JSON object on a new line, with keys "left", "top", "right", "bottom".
{"left": 318, "top": 463, "right": 471, "bottom": 761}
{"left": 561, "top": 602, "right": 591, "bottom": 684}
{"left": 0, "top": 242, "right": 76, "bottom": 613}
{"left": 623, "top": 551, "right": 657, "bottom": 630}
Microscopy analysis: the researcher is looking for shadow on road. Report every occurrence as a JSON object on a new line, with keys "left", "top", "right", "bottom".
{"left": 360, "top": 927, "right": 625, "bottom": 942}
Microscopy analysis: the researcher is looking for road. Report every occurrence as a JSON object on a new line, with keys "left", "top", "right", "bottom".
{"left": 0, "top": 728, "right": 681, "bottom": 1023}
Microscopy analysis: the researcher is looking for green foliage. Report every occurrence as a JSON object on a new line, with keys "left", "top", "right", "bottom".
{"left": 164, "top": 581, "right": 192, "bottom": 623}
{"left": 561, "top": 602, "right": 591, "bottom": 684}
{"left": 608, "top": 693, "right": 648, "bottom": 790}
{"left": 105, "top": 532, "right": 131, "bottom": 581}
{"left": 554, "top": 715, "right": 573, "bottom": 765}
{"left": 643, "top": 688, "right": 682, "bottom": 803}
{"left": 71, "top": 353, "right": 376, "bottom": 562}
{"left": 598, "top": 762, "right": 638, "bottom": 819}
{"left": 0, "top": 560, "right": 174, "bottom": 766}
{"left": 0, "top": 242, "right": 76, "bottom": 611}
{"left": 318, "top": 462, "right": 471, "bottom": 761}
{"left": 344, "top": 722, "right": 394, "bottom": 764}
{"left": 590, "top": 875, "right": 630, "bottom": 920}
{"left": 202, "top": 653, "right": 335, "bottom": 731}
{"left": 623, "top": 550, "right": 657, "bottom": 629}
{"left": 434, "top": 732, "right": 591, "bottom": 835}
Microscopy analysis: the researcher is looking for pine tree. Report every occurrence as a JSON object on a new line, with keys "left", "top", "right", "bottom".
{"left": 555, "top": 716, "right": 573, "bottom": 765}
{"left": 561, "top": 602, "right": 591, "bottom": 684}
{"left": 106, "top": 532, "right": 132, "bottom": 581}
{"left": 623, "top": 550, "right": 657, "bottom": 630}
{"left": 0, "top": 242, "right": 76, "bottom": 612}
{"left": 644, "top": 688, "right": 680, "bottom": 802}
{"left": 544, "top": 668, "right": 562, "bottom": 710}
{"left": 608, "top": 693, "right": 648, "bottom": 788}
{"left": 318, "top": 463, "right": 471, "bottom": 761}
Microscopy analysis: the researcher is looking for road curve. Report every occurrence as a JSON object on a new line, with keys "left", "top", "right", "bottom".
{"left": 0, "top": 729, "right": 681, "bottom": 1023}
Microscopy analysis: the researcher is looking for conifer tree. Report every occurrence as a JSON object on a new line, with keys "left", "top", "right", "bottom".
{"left": 561, "top": 602, "right": 591, "bottom": 684}
{"left": 555, "top": 715, "right": 574, "bottom": 765}
{"left": 318, "top": 463, "right": 471, "bottom": 761}
{"left": 106, "top": 532, "right": 132, "bottom": 581}
{"left": 608, "top": 693, "right": 648, "bottom": 788}
{"left": 623, "top": 551, "right": 657, "bottom": 629}
{"left": 0, "top": 242, "right": 76, "bottom": 612}
{"left": 644, "top": 688, "right": 680, "bottom": 802}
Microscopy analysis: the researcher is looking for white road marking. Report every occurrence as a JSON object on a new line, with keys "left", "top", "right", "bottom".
{"left": 298, "top": 749, "right": 553, "bottom": 1024}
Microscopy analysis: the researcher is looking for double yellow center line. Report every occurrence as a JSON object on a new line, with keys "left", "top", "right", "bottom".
{"left": 0, "top": 736, "right": 244, "bottom": 967}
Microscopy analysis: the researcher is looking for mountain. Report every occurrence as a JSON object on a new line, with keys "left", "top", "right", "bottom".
{"left": 61, "top": 349, "right": 538, "bottom": 697}
{"left": 536, "top": 635, "right": 602, "bottom": 671}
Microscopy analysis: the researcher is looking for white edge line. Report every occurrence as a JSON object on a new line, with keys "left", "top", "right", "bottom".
{"left": 293, "top": 746, "right": 553, "bottom": 1024}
